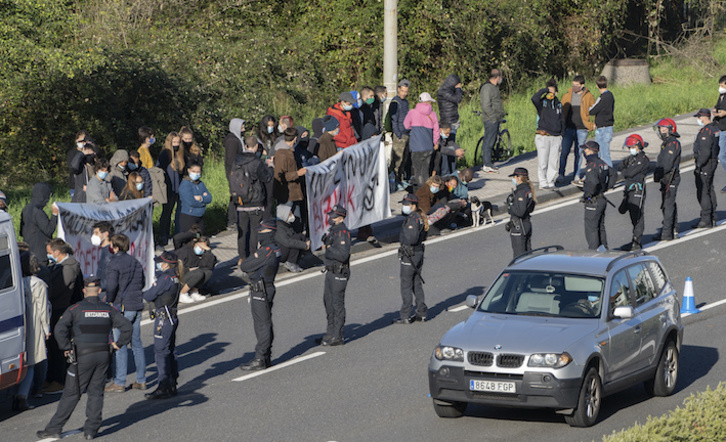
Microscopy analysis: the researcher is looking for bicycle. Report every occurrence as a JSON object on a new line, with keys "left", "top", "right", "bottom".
{"left": 472, "top": 111, "right": 512, "bottom": 165}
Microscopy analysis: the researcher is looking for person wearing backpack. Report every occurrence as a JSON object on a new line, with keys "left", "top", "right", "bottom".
{"left": 231, "top": 136, "right": 273, "bottom": 266}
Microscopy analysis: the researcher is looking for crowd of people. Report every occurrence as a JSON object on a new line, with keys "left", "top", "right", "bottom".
{"left": 7, "top": 68, "right": 726, "bottom": 438}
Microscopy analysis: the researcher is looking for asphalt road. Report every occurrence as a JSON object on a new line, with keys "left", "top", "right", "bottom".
{"left": 4, "top": 160, "right": 726, "bottom": 442}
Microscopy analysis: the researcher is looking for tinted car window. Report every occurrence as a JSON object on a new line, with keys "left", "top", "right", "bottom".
{"left": 627, "top": 264, "right": 656, "bottom": 306}
{"left": 647, "top": 261, "right": 667, "bottom": 294}
{"left": 609, "top": 270, "right": 632, "bottom": 314}
{"left": 0, "top": 254, "right": 12, "bottom": 291}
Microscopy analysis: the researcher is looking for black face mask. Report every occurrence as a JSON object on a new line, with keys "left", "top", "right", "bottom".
{"left": 327, "top": 215, "right": 336, "bottom": 226}
{"left": 658, "top": 132, "right": 669, "bottom": 141}
{"left": 258, "top": 231, "right": 275, "bottom": 246}
{"left": 183, "top": 141, "right": 193, "bottom": 149}
{"left": 173, "top": 145, "right": 180, "bottom": 152}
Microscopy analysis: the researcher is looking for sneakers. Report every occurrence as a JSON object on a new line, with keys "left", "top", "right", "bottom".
{"left": 283, "top": 261, "right": 304, "bottom": 273}
{"left": 104, "top": 383, "right": 125, "bottom": 393}
{"left": 131, "top": 382, "right": 147, "bottom": 390}
{"left": 189, "top": 291, "right": 206, "bottom": 302}
{"left": 179, "top": 293, "right": 195, "bottom": 304}
{"left": 43, "top": 381, "right": 65, "bottom": 394}
{"left": 320, "top": 337, "right": 345, "bottom": 346}
{"left": 482, "top": 166, "right": 499, "bottom": 174}
{"left": 393, "top": 317, "right": 413, "bottom": 324}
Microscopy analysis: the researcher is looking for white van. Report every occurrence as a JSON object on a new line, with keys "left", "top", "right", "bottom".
{"left": 0, "top": 210, "right": 26, "bottom": 390}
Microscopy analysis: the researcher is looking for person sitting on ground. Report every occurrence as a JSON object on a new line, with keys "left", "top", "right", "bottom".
{"left": 415, "top": 175, "right": 466, "bottom": 233}
{"left": 448, "top": 168, "right": 474, "bottom": 200}
{"left": 86, "top": 158, "right": 117, "bottom": 204}
{"left": 176, "top": 236, "right": 217, "bottom": 304}
{"left": 172, "top": 223, "right": 202, "bottom": 251}
{"left": 415, "top": 175, "right": 446, "bottom": 215}
{"left": 275, "top": 204, "right": 310, "bottom": 273}
{"left": 118, "top": 172, "right": 144, "bottom": 201}
{"left": 128, "top": 150, "right": 153, "bottom": 198}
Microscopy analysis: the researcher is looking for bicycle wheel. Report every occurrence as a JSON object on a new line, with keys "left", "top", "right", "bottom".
{"left": 500, "top": 129, "right": 512, "bottom": 160}
{"left": 473, "top": 136, "right": 484, "bottom": 166}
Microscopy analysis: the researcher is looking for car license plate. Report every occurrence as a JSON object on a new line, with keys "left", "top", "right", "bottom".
{"left": 469, "top": 380, "right": 516, "bottom": 393}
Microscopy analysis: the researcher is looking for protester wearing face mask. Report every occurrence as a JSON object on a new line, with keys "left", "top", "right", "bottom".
{"left": 128, "top": 150, "right": 153, "bottom": 198}
{"left": 275, "top": 203, "right": 310, "bottom": 273}
{"left": 67, "top": 130, "right": 90, "bottom": 198}
{"left": 692, "top": 108, "right": 720, "bottom": 228}
{"left": 20, "top": 183, "right": 59, "bottom": 266}
{"left": 326, "top": 92, "right": 358, "bottom": 148}
{"left": 85, "top": 158, "right": 118, "bottom": 204}
{"left": 373, "top": 85, "right": 387, "bottom": 135}
{"left": 180, "top": 126, "right": 204, "bottom": 171}
{"left": 119, "top": 172, "right": 144, "bottom": 200}
{"left": 258, "top": 115, "right": 278, "bottom": 158}
{"left": 137, "top": 126, "right": 156, "bottom": 169}
{"left": 158, "top": 132, "right": 185, "bottom": 245}
{"left": 617, "top": 135, "right": 649, "bottom": 251}
{"left": 394, "top": 194, "right": 429, "bottom": 324}
{"left": 177, "top": 163, "right": 212, "bottom": 235}
{"left": 176, "top": 236, "right": 216, "bottom": 304}
{"left": 415, "top": 175, "right": 444, "bottom": 215}
{"left": 559, "top": 76, "right": 596, "bottom": 184}
{"left": 108, "top": 149, "right": 130, "bottom": 197}
{"left": 90, "top": 221, "right": 115, "bottom": 290}
{"left": 68, "top": 132, "right": 100, "bottom": 202}
{"left": 711, "top": 76, "right": 726, "bottom": 190}
{"left": 317, "top": 115, "right": 340, "bottom": 161}
{"left": 436, "top": 123, "right": 465, "bottom": 176}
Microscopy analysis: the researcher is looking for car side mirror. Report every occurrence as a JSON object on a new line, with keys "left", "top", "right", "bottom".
{"left": 612, "top": 306, "right": 634, "bottom": 319}
{"left": 465, "top": 295, "right": 478, "bottom": 309}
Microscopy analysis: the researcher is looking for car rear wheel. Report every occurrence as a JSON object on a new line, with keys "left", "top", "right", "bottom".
{"left": 564, "top": 367, "right": 601, "bottom": 427}
{"left": 432, "top": 399, "right": 467, "bottom": 418}
{"left": 645, "top": 340, "right": 679, "bottom": 397}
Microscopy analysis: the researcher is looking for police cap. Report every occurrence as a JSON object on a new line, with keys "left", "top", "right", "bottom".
{"left": 327, "top": 204, "right": 347, "bottom": 218}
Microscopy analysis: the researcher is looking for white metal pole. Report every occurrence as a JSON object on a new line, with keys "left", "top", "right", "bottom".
{"left": 383, "top": 0, "right": 398, "bottom": 116}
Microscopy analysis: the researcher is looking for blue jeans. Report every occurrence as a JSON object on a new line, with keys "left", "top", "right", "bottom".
{"left": 559, "top": 128, "right": 589, "bottom": 177}
{"left": 718, "top": 132, "right": 726, "bottom": 172}
{"left": 113, "top": 310, "right": 146, "bottom": 385}
{"left": 595, "top": 126, "right": 614, "bottom": 167}
{"left": 17, "top": 365, "right": 34, "bottom": 397}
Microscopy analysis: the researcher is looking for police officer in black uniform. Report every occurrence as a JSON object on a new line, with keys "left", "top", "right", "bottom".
{"left": 618, "top": 135, "right": 649, "bottom": 251}
{"left": 693, "top": 108, "right": 720, "bottom": 228}
{"left": 395, "top": 194, "right": 429, "bottom": 324}
{"left": 239, "top": 219, "right": 280, "bottom": 370}
{"left": 653, "top": 118, "right": 682, "bottom": 241}
{"left": 581, "top": 141, "right": 616, "bottom": 250}
{"left": 319, "top": 205, "right": 351, "bottom": 346}
{"left": 143, "top": 251, "right": 182, "bottom": 399}
{"left": 506, "top": 167, "right": 536, "bottom": 258}
{"left": 37, "top": 277, "right": 131, "bottom": 440}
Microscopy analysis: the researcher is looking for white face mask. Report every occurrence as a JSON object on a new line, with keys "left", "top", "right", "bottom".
{"left": 287, "top": 214, "right": 296, "bottom": 224}
{"left": 91, "top": 234, "right": 102, "bottom": 246}
{"left": 402, "top": 205, "right": 412, "bottom": 215}
{"left": 77, "top": 142, "right": 85, "bottom": 150}
{"left": 629, "top": 148, "right": 638, "bottom": 156}
{"left": 512, "top": 178, "right": 518, "bottom": 187}
{"left": 719, "top": 87, "right": 726, "bottom": 94}
{"left": 697, "top": 118, "right": 705, "bottom": 127}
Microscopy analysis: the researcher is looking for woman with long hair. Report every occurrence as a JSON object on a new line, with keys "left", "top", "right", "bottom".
{"left": 119, "top": 172, "right": 144, "bottom": 200}
{"left": 395, "top": 193, "right": 429, "bottom": 324}
{"left": 158, "top": 132, "right": 184, "bottom": 244}
{"left": 179, "top": 126, "right": 203, "bottom": 171}
{"left": 507, "top": 167, "right": 537, "bottom": 258}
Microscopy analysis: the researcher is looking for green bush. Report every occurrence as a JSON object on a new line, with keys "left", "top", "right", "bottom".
{"left": 602, "top": 382, "right": 726, "bottom": 442}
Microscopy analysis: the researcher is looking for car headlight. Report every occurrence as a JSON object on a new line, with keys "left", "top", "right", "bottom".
{"left": 528, "top": 352, "right": 572, "bottom": 368}
{"left": 434, "top": 346, "right": 464, "bottom": 362}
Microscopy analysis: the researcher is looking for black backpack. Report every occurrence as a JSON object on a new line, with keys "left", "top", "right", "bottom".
{"left": 229, "top": 156, "right": 265, "bottom": 206}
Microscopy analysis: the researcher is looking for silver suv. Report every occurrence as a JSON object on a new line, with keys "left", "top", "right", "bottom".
{"left": 428, "top": 246, "right": 683, "bottom": 427}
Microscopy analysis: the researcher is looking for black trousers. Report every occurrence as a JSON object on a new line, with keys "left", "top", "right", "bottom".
{"left": 182, "top": 268, "right": 212, "bottom": 291}
{"left": 227, "top": 197, "right": 237, "bottom": 226}
{"left": 584, "top": 198, "right": 608, "bottom": 250}
{"left": 509, "top": 217, "right": 532, "bottom": 258}
{"left": 400, "top": 249, "right": 427, "bottom": 319}
{"left": 279, "top": 232, "right": 306, "bottom": 264}
{"left": 695, "top": 169, "right": 717, "bottom": 224}
{"left": 47, "top": 311, "right": 67, "bottom": 384}
{"left": 410, "top": 150, "right": 433, "bottom": 190}
{"left": 159, "top": 193, "right": 179, "bottom": 241}
{"left": 660, "top": 182, "right": 679, "bottom": 238}
{"left": 237, "top": 209, "right": 263, "bottom": 259}
{"left": 178, "top": 213, "right": 204, "bottom": 235}
{"left": 323, "top": 270, "right": 348, "bottom": 340}
{"left": 250, "top": 284, "right": 276, "bottom": 361}
{"left": 44, "top": 351, "right": 110, "bottom": 436}
{"left": 625, "top": 190, "right": 645, "bottom": 244}
{"left": 154, "top": 314, "right": 178, "bottom": 389}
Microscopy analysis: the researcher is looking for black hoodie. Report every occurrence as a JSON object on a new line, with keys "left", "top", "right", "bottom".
{"left": 531, "top": 88, "right": 565, "bottom": 136}
{"left": 437, "top": 74, "right": 463, "bottom": 125}
{"left": 20, "top": 183, "right": 57, "bottom": 266}
{"left": 231, "top": 151, "right": 272, "bottom": 207}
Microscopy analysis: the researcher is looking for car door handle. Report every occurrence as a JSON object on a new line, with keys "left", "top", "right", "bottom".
{"left": 633, "top": 326, "right": 641, "bottom": 334}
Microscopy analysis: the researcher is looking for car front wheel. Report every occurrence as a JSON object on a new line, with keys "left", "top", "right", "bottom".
{"left": 432, "top": 399, "right": 467, "bottom": 418}
{"left": 565, "top": 367, "right": 601, "bottom": 427}
{"left": 645, "top": 340, "right": 679, "bottom": 397}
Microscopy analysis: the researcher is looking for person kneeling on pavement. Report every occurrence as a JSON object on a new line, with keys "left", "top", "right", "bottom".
{"left": 415, "top": 175, "right": 467, "bottom": 234}
{"left": 275, "top": 203, "right": 310, "bottom": 273}
{"left": 239, "top": 219, "right": 280, "bottom": 371}
{"left": 142, "top": 251, "right": 182, "bottom": 399}
{"left": 176, "top": 236, "right": 217, "bottom": 303}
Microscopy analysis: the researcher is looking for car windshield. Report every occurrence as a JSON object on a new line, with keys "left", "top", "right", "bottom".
{"left": 478, "top": 271, "right": 605, "bottom": 318}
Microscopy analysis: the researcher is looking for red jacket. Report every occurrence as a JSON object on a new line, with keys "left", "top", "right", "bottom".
{"left": 327, "top": 103, "right": 357, "bottom": 148}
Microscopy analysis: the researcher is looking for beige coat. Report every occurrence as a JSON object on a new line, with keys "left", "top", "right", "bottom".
{"left": 24, "top": 276, "right": 50, "bottom": 366}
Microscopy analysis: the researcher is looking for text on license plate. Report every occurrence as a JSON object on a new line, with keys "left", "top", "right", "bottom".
{"left": 469, "top": 380, "right": 516, "bottom": 393}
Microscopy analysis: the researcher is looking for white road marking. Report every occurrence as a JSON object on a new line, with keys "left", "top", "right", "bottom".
{"left": 232, "top": 351, "right": 326, "bottom": 382}
{"left": 448, "top": 305, "right": 470, "bottom": 312}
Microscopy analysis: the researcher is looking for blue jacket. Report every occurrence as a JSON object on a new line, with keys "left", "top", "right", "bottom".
{"left": 390, "top": 96, "right": 410, "bottom": 138}
{"left": 179, "top": 177, "right": 213, "bottom": 217}
{"left": 104, "top": 252, "right": 146, "bottom": 312}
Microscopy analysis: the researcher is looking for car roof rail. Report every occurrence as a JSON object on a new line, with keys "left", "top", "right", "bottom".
{"left": 508, "top": 245, "right": 564, "bottom": 266}
{"left": 605, "top": 250, "right": 650, "bottom": 272}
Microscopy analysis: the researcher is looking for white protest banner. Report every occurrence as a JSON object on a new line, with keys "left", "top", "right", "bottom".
{"left": 306, "top": 135, "right": 391, "bottom": 250}
{"left": 56, "top": 198, "right": 155, "bottom": 290}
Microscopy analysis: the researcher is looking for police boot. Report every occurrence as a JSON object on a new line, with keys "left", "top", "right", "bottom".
{"left": 12, "top": 396, "right": 34, "bottom": 412}
{"left": 239, "top": 358, "right": 269, "bottom": 371}
{"left": 169, "top": 384, "right": 178, "bottom": 397}
{"left": 630, "top": 240, "right": 641, "bottom": 251}
{"left": 145, "top": 387, "right": 172, "bottom": 400}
